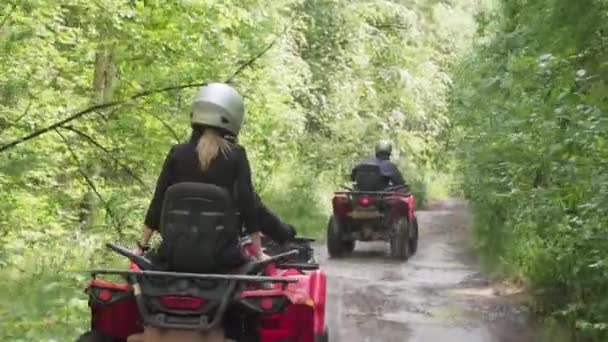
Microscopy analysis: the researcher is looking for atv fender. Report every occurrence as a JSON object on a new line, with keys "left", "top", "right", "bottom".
{"left": 309, "top": 270, "right": 327, "bottom": 336}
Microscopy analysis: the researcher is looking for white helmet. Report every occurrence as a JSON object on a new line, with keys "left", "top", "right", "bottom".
{"left": 191, "top": 83, "right": 245, "bottom": 136}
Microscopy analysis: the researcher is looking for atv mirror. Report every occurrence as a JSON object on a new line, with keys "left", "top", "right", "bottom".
{"left": 106, "top": 242, "right": 156, "bottom": 270}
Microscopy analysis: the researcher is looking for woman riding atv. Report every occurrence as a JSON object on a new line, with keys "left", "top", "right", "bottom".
{"left": 136, "top": 82, "right": 296, "bottom": 259}
{"left": 134, "top": 82, "right": 297, "bottom": 341}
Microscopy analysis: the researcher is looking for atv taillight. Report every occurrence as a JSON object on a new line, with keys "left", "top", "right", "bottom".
{"left": 160, "top": 296, "right": 206, "bottom": 310}
{"left": 98, "top": 289, "right": 113, "bottom": 302}
{"left": 260, "top": 297, "right": 274, "bottom": 310}
{"left": 358, "top": 196, "right": 372, "bottom": 207}
{"left": 88, "top": 281, "right": 131, "bottom": 306}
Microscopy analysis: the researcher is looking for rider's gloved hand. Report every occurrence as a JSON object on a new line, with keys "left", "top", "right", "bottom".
{"left": 134, "top": 241, "right": 150, "bottom": 256}
{"left": 239, "top": 236, "right": 257, "bottom": 261}
{"left": 240, "top": 236, "right": 271, "bottom": 262}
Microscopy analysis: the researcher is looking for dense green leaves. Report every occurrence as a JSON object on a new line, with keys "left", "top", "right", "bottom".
{"left": 451, "top": 0, "right": 608, "bottom": 339}
{"left": 0, "top": 0, "right": 477, "bottom": 339}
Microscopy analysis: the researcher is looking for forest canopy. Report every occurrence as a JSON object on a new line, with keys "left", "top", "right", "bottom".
{"left": 0, "top": 0, "right": 476, "bottom": 339}
{"left": 451, "top": 0, "right": 608, "bottom": 339}
{"left": 4, "top": 0, "right": 608, "bottom": 340}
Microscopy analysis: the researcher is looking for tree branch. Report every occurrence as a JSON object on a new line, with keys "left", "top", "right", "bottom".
{"left": 225, "top": 39, "right": 277, "bottom": 83}
{"left": 145, "top": 111, "right": 182, "bottom": 143}
{"left": 371, "top": 24, "right": 411, "bottom": 31}
{"left": 0, "top": 100, "right": 32, "bottom": 135}
{"left": 0, "top": 82, "right": 206, "bottom": 153}
{"left": 61, "top": 125, "right": 150, "bottom": 191}
{"left": 0, "top": 39, "right": 278, "bottom": 153}
{"left": 55, "top": 129, "right": 124, "bottom": 238}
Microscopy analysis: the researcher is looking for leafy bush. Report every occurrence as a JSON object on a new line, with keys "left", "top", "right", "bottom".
{"left": 0, "top": 0, "right": 479, "bottom": 339}
{"left": 450, "top": 0, "right": 608, "bottom": 339}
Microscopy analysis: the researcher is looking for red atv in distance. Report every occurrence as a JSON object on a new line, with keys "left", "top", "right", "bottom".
{"left": 327, "top": 164, "right": 419, "bottom": 260}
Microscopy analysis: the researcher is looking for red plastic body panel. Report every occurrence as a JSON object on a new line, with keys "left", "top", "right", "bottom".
{"left": 88, "top": 279, "right": 142, "bottom": 339}
{"left": 332, "top": 191, "right": 416, "bottom": 223}
{"left": 332, "top": 193, "right": 351, "bottom": 215}
{"left": 87, "top": 262, "right": 327, "bottom": 342}
{"left": 383, "top": 193, "right": 412, "bottom": 223}
{"left": 240, "top": 266, "right": 327, "bottom": 342}
{"left": 258, "top": 304, "right": 314, "bottom": 342}
{"left": 408, "top": 195, "right": 416, "bottom": 220}
{"left": 309, "top": 270, "right": 327, "bottom": 335}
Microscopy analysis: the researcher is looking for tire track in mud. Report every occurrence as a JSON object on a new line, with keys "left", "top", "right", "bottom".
{"left": 317, "top": 199, "right": 538, "bottom": 342}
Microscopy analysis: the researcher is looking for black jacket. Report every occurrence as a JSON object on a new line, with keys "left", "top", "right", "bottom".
{"left": 351, "top": 156, "right": 406, "bottom": 186}
{"left": 144, "top": 132, "right": 259, "bottom": 233}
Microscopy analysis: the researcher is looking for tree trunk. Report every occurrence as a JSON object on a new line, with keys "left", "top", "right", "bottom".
{"left": 78, "top": 45, "right": 116, "bottom": 230}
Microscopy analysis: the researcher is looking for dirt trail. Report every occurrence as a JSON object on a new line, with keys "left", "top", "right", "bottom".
{"left": 317, "top": 199, "right": 539, "bottom": 342}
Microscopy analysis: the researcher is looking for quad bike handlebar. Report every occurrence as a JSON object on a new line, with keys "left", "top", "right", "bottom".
{"left": 105, "top": 242, "right": 156, "bottom": 270}
{"left": 237, "top": 249, "right": 301, "bottom": 275}
{"left": 340, "top": 183, "right": 409, "bottom": 194}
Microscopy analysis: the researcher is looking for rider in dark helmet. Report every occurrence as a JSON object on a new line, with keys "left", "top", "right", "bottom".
{"left": 351, "top": 140, "right": 406, "bottom": 188}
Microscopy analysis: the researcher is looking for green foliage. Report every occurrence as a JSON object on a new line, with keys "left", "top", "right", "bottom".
{"left": 450, "top": 0, "right": 608, "bottom": 339}
{"left": 0, "top": 0, "right": 479, "bottom": 339}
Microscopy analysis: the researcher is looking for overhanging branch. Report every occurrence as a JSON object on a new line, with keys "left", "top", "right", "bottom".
{"left": 61, "top": 125, "right": 150, "bottom": 191}
{"left": 0, "top": 38, "right": 277, "bottom": 153}
{"left": 55, "top": 129, "right": 124, "bottom": 238}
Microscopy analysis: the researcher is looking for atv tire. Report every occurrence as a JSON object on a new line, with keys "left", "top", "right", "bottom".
{"left": 75, "top": 331, "right": 113, "bottom": 342}
{"left": 327, "top": 216, "right": 354, "bottom": 258}
{"left": 410, "top": 216, "right": 419, "bottom": 255}
{"left": 390, "top": 218, "right": 410, "bottom": 261}
{"left": 315, "top": 328, "right": 329, "bottom": 342}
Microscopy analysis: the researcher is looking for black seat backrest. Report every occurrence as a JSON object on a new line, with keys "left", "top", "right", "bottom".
{"left": 158, "top": 182, "right": 240, "bottom": 273}
{"left": 354, "top": 164, "right": 388, "bottom": 191}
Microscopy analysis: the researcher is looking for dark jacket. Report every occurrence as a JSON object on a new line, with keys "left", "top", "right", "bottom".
{"left": 351, "top": 156, "right": 406, "bottom": 186}
{"left": 144, "top": 132, "right": 259, "bottom": 233}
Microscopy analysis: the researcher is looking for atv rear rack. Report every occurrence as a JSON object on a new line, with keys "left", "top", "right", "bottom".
{"left": 89, "top": 269, "right": 299, "bottom": 283}
{"left": 334, "top": 190, "right": 411, "bottom": 196}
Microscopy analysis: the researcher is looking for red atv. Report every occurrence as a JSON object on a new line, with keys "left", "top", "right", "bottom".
{"left": 76, "top": 242, "right": 327, "bottom": 342}
{"left": 327, "top": 165, "right": 419, "bottom": 260}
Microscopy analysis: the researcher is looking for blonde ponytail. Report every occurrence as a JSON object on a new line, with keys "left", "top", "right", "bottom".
{"left": 196, "top": 128, "right": 231, "bottom": 171}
